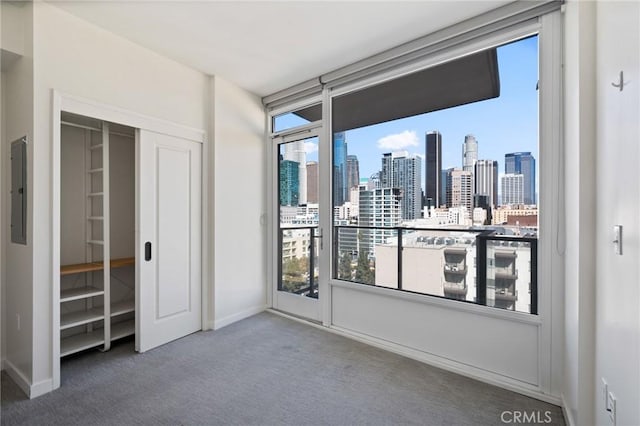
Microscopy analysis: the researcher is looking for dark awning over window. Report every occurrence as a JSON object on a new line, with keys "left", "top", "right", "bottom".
{"left": 332, "top": 49, "right": 500, "bottom": 132}
{"left": 294, "top": 49, "right": 500, "bottom": 133}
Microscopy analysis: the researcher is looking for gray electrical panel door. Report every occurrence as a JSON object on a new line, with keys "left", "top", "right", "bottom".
{"left": 11, "top": 137, "right": 27, "bottom": 244}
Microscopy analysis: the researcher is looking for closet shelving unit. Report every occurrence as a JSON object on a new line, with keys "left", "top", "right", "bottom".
{"left": 60, "top": 118, "right": 135, "bottom": 357}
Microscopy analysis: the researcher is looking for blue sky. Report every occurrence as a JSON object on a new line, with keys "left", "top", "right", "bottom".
{"left": 276, "top": 35, "right": 538, "bottom": 185}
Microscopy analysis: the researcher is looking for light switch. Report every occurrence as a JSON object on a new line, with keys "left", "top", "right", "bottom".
{"left": 613, "top": 225, "right": 622, "bottom": 255}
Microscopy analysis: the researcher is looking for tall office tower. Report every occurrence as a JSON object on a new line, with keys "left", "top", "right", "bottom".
{"left": 501, "top": 173, "right": 524, "bottom": 205}
{"left": 425, "top": 131, "right": 442, "bottom": 210}
{"left": 380, "top": 153, "right": 394, "bottom": 188}
{"left": 462, "top": 135, "right": 478, "bottom": 196}
{"left": 462, "top": 135, "right": 478, "bottom": 172}
{"left": 333, "top": 132, "right": 348, "bottom": 207}
{"left": 445, "top": 168, "right": 473, "bottom": 213}
{"left": 358, "top": 187, "right": 402, "bottom": 256}
{"left": 505, "top": 152, "right": 536, "bottom": 205}
{"left": 380, "top": 151, "right": 423, "bottom": 220}
{"left": 346, "top": 155, "right": 360, "bottom": 200}
{"left": 440, "top": 169, "right": 449, "bottom": 208}
{"left": 306, "top": 161, "right": 319, "bottom": 204}
{"left": 475, "top": 159, "right": 499, "bottom": 207}
{"left": 279, "top": 160, "right": 300, "bottom": 206}
{"left": 283, "top": 140, "right": 307, "bottom": 205}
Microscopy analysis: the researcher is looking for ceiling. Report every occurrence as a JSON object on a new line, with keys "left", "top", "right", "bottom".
{"left": 51, "top": 1, "right": 512, "bottom": 97}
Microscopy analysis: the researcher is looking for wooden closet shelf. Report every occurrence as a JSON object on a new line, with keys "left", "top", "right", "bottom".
{"left": 61, "top": 257, "right": 135, "bottom": 276}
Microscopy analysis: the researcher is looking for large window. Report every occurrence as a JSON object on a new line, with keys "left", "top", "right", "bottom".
{"left": 331, "top": 36, "right": 539, "bottom": 314}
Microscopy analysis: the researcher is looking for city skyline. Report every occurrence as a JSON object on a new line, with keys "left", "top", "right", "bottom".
{"left": 340, "top": 36, "right": 538, "bottom": 184}
{"left": 281, "top": 36, "right": 538, "bottom": 196}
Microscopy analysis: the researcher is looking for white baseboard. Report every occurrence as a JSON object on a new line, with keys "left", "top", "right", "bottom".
{"left": 4, "top": 359, "right": 54, "bottom": 399}
{"left": 267, "top": 309, "right": 563, "bottom": 407}
{"left": 4, "top": 359, "right": 31, "bottom": 398}
{"left": 211, "top": 305, "right": 266, "bottom": 330}
{"left": 30, "top": 377, "right": 54, "bottom": 399}
{"left": 561, "top": 394, "right": 576, "bottom": 426}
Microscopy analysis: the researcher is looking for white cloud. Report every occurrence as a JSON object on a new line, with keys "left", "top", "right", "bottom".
{"left": 377, "top": 130, "right": 419, "bottom": 150}
{"left": 304, "top": 141, "right": 318, "bottom": 154}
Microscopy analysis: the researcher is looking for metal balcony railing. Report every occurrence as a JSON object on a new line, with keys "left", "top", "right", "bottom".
{"left": 277, "top": 225, "right": 538, "bottom": 314}
{"left": 279, "top": 226, "right": 319, "bottom": 299}
{"left": 332, "top": 225, "right": 538, "bottom": 315}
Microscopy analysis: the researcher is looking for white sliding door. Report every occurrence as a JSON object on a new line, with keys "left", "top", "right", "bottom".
{"left": 137, "top": 129, "right": 202, "bottom": 352}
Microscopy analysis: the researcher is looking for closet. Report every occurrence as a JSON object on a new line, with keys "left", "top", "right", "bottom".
{"left": 59, "top": 112, "right": 136, "bottom": 356}
{"left": 54, "top": 102, "right": 203, "bottom": 390}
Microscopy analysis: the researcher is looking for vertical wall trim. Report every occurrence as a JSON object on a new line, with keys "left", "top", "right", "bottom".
{"left": 203, "top": 76, "right": 215, "bottom": 330}
{"left": 539, "top": 10, "right": 565, "bottom": 399}
{"left": 51, "top": 90, "right": 61, "bottom": 390}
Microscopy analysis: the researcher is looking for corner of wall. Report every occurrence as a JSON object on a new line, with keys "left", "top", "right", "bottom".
{"left": 562, "top": 1, "right": 597, "bottom": 425}
{"left": 212, "top": 76, "right": 267, "bottom": 328}
{"left": 2, "top": 0, "right": 35, "bottom": 392}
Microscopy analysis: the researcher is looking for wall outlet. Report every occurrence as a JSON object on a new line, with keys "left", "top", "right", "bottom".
{"left": 607, "top": 391, "right": 617, "bottom": 426}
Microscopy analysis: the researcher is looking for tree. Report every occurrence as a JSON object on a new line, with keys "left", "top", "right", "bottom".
{"left": 282, "top": 257, "right": 309, "bottom": 292}
{"left": 338, "top": 252, "right": 353, "bottom": 280}
{"left": 355, "top": 250, "right": 375, "bottom": 285}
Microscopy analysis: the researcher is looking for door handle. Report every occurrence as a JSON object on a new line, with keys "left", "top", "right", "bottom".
{"left": 145, "top": 242, "right": 152, "bottom": 261}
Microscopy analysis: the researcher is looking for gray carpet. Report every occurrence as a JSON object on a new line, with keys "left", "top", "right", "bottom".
{"left": 1, "top": 312, "right": 565, "bottom": 425}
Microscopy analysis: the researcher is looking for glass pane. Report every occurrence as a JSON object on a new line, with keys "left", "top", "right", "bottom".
{"left": 279, "top": 136, "right": 319, "bottom": 298}
{"left": 332, "top": 36, "right": 539, "bottom": 313}
{"left": 486, "top": 238, "right": 535, "bottom": 313}
{"left": 401, "top": 230, "right": 475, "bottom": 300}
{"left": 273, "top": 104, "right": 321, "bottom": 133}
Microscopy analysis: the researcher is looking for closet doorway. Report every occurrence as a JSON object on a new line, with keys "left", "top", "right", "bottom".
{"left": 52, "top": 94, "right": 204, "bottom": 389}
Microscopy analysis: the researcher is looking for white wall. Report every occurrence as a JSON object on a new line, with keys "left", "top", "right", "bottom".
{"left": 1, "top": 2, "right": 34, "bottom": 393}
{"left": 562, "top": 1, "right": 597, "bottom": 425}
{"left": 212, "top": 75, "right": 267, "bottom": 329}
{"left": 563, "top": 2, "right": 640, "bottom": 426}
{"left": 333, "top": 285, "right": 541, "bottom": 386}
{"left": 26, "top": 2, "right": 208, "bottom": 394}
{"left": 594, "top": 2, "right": 640, "bottom": 426}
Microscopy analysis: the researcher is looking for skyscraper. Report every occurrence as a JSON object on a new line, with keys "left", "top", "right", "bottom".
{"left": 501, "top": 173, "right": 524, "bottom": 205}
{"left": 440, "top": 169, "right": 448, "bottom": 208}
{"left": 475, "top": 159, "right": 499, "bottom": 208}
{"left": 462, "top": 135, "right": 478, "bottom": 172}
{"left": 463, "top": 135, "right": 478, "bottom": 197}
{"left": 445, "top": 168, "right": 473, "bottom": 213}
{"left": 346, "top": 155, "right": 360, "bottom": 200}
{"left": 505, "top": 152, "right": 536, "bottom": 205}
{"left": 283, "top": 140, "right": 307, "bottom": 205}
{"left": 333, "top": 132, "right": 348, "bottom": 207}
{"left": 380, "top": 151, "right": 422, "bottom": 220}
{"left": 280, "top": 160, "right": 300, "bottom": 206}
{"left": 358, "top": 187, "right": 401, "bottom": 256}
{"left": 306, "top": 161, "right": 318, "bottom": 204}
{"left": 425, "top": 131, "right": 442, "bottom": 209}
{"left": 380, "top": 153, "right": 393, "bottom": 188}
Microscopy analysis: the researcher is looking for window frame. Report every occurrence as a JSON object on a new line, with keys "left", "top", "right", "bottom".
{"left": 325, "top": 19, "right": 544, "bottom": 315}
{"left": 267, "top": 11, "right": 562, "bottom": 387}
{"left": 266, "top": 7, "right": 562, "bottom": 399}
